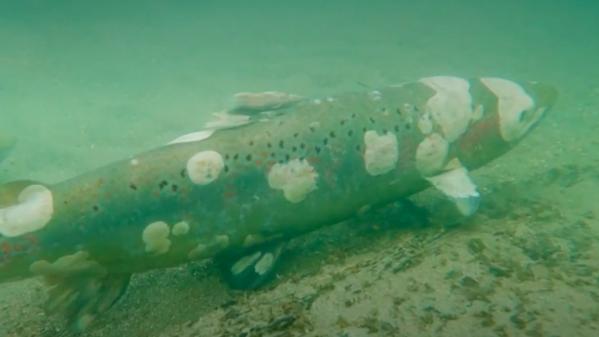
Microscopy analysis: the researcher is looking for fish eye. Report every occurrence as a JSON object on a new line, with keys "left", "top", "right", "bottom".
{"left": 518, "top": 109, "right": 532, "bottom": 122}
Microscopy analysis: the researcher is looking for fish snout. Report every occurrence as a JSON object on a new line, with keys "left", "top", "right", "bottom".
{"left": 480, "top": 78, "right": 557, "bottom": 143}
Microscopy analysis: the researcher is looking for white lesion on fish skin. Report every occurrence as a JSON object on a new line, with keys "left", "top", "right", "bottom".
{"left": 171, "top": 221, "right": 190, "bottom": 236}
{"left": 186, "top": 150, "right": 225, "bottom": 185}
{"left": 0, "top": 184, "right": 54, "bottom": 237}
{"left": 267, "top": 158, "right": 318, "bottom": 203}
{"left": 188, "top": 234, "right": 230, "bottom": 260}
{"left": 363, "top": 130, "right": 399, "bottom": 176}
{"left": 415, "top": 133, "right": 449, "bottom": 177}
{"left": 142, "top": 221, "right": 171, "bottom": 255}
{"left": 29, "top": 251, "right": 106, "bottom": 277}
{"left": 418, "top": 76, "right": 479, "bottom": 142}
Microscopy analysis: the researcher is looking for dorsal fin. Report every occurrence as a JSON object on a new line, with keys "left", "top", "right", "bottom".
{"left": 167, "top": 91, "right": 303, "bottom": 145}
{"left": 228, "top": 91, "right": 303, "bottom": 115}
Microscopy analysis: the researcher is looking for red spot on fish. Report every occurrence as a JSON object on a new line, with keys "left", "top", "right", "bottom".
{"left": 25, "top": 235, "right": 39, "bottom": 246}
{"left": 1, "top": 241, "right": 11, "bottom": 255}
{"left": 308, "top": 156, "right": 320, "bottom": 165}
{"left": 255, "top": 160, "right": 263, "bottom": 166}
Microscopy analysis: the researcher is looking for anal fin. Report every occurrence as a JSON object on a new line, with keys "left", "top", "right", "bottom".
{"left": 426, "top": 160, "right": 480, "bottom": 216}
{"left": 219, "top": 242, "right": 286, "bottom": 290}
{"left": 30, "top": 251, "right": 131, "bottom": 332}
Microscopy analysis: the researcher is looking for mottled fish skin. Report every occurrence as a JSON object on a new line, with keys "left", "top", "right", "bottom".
{"left": 0, "top": 77, "right": 557, "bottom": 284}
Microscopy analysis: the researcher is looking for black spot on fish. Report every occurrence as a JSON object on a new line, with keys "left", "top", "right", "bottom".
{"left": 329, "top": 131, "right": 336, "bottom": 138}
{"left": 348, "top": 130, "right": 354, "bottom": 136}
{"left": 249, "top": 140, "right": 254, "bottom": 146}
{"left": 279, "top": 140, "right": 284, "bottom": 149}
{"left": 315, "top": 146, "right": 321, "bottom": 154}
{"left": 285, "top": 154, "right": 290, "bottom": 161}
{"left": 180, "top": 169, "right": 186, "bottom": 178}
{"left": 394, "top": 125, "right": 400, "bottom": 132}
{"left": 224, "top": 165, "right": 229, "bottom": 173}
{"left": 159, "top": 180, "right": 168, "bottom": 190}
{"left": 383, "top": 129, "right": 388, "bottom": 134}
{"left": 270, "top": 152, "right": 276, "bottom": 158}
{"left": 246, "top": 154, "right": 252, "bottom": 161}
{"left": 293, "top": 132, "right": 299, "bottom": 138}
{"left": 355, "top": 144, "right": 361, "bottom": 151}
{"left": 362, "top": 127, "right": 367, "bottom": 133}
{"left": 396, "top": 107, "right": 402, "bottom": 115}
{"left": 92, "top": 205, "right": 100, "bottom": 212}
{"left": 340, "top": 119, "right": 346, "bottom": 126}
{"left": 405, "top": 124, "right": 411, "bottom": 130}
{"left": 129, "top": 183, "right": 138, "bottom": 191}
{"left": 267, "top": 142, "right": 272, "bottom": 148}
{"left": 292, "top": 146, "right": 297, "bottom": 152}
{"left": 300, "top": 143, "right": 306, "bottom": 149}
{"left": 323, "top": 138, "right": 328, "bottom": 145}
{"left": 171, "top": 184, "right": 179, "bottom": 192}
{"left": 351, "top": 113, "right": 357, "bottom": 118}
{"left": 369, "top": 117, "right": 376, "bottom": 124}
{"left": 225, "top": 154, "right": 230, "bottom": 160}
{"left": 233, "top": 154, "right": 239, "bottom": 160}
{"left": 309, "top": 126, "right": 316, "bottom": 132}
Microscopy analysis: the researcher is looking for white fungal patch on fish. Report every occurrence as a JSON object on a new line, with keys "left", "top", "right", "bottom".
{"left": 142, "top": 221, "right": 171, "bottom": 255}
{"left": 187, "top": 234, "right": 230, "bottom": 259}
{"left": 417, "top": 112, "right": 434, "bottom": 135}
{"left": 186, "top": 150, "right": 224, "bottom": 185}
{"left": 29, "top": 251, "right": 105, "bottom": 277}
{"left": 0, "top": 185, "right": 54, "bottom": 237}
{"left": 416, "top": 133, "right": 449, "bottom": 176}
{"left": 130, "top": 158, "right": 140, "bottom": 166}
{"left": 171, "top": 221, "right": 190, "bottom": 236}
{"left": 267, "top": 159, "right": 318, "bottom": 203}
{"left": 243, "top": 234, "right": 265, "bottom": 247}
{"left": 480, "top": 77, "right": 538, "bottom": 142}
{"left": 419, "top": 76, "right": 474, "bottom": 142}
{"left": 168, "top": 130, "right": 215, "bottom": 145}
{"left": 363, "top": 130, "right": 399, "bottom": 176}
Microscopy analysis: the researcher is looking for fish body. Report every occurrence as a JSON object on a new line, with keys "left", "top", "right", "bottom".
{"left": 0, "top": 76, "right": 556, "bottom": 329}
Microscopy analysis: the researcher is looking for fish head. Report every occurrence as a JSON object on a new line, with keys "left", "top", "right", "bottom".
{"left": 457, "top": 78, "right": 558, "bottom": 168}
{"left": 492, "top": 78, "right": 557, "bottom": 143}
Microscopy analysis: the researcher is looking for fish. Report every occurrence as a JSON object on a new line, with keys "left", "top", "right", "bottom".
{"left": 0, "top": 76, "right": 557, "bottom": 331}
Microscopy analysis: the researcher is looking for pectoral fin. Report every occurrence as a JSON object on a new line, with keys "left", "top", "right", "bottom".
{"left": 30, "top": 251, "right": 130, "bottom": 332}
{"left": 229, "top": 91, "right": 303, "bottom": 115}
{"left": 426, "top": 161, "right": 480, "bottom": 216}
{"left": 219, "top": 242, "right": 286, "bottom": 290}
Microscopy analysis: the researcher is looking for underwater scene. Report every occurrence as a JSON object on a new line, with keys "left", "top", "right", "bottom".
{"left": 1, "top": 0, "right": 598, "bottom": 336}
